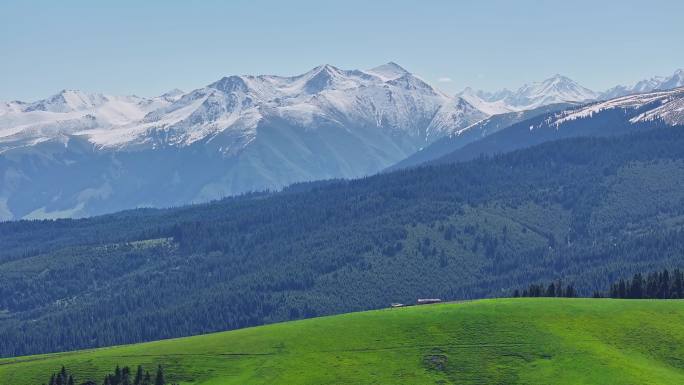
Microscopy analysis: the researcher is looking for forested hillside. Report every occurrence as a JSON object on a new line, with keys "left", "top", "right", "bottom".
{"left": 2, "top": 123, "right": 684, "bottom": 357}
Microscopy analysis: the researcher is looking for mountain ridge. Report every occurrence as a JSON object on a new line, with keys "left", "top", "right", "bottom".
{"left": 0, "top": 63, "right": 486, "bottom": 220}
{"left": 459, "top": 68, "right": 684, "bottom": 114}
{"left": 433, "top": 87, "right": 684, "bottom": 166}
{"left": 3, "top": 66, "right": 684, "bottom": 220}
{"left": 390, "top": 86, "right": 684, "bottom": 171}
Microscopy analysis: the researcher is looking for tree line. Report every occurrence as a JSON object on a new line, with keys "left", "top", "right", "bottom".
{"left": 44, "top": 364, "right": 176, "bottom": 385}
{"left": 512, "top": 281, "right": 577, "bottom": 298}
{"left": 514, "top": 268, "right": 684, "bottom": 299}
{"left": 604, "top": 268, "right": 684, "bottom": 299}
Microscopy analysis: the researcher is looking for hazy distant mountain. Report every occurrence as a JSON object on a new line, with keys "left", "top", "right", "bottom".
{"left": 458, "top": 74, "right": 598, "bottom": 114}
{"left": 0, "top": 63, "right": 485, "bottom": 220}
{"left": 460, "top": 69, "right": 684, "bottom": 114}
{"left": 600, "top": 69, "right": 684, "bottom": 99}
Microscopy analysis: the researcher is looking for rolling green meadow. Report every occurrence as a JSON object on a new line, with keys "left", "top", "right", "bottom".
{"left": 2, "top": 298, "right": 684, "bottom": 385}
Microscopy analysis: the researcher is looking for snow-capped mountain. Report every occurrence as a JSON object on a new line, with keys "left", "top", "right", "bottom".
{"left": 457, "top": 88, "right": 517, "bottom": 115}
{"left": 79, "top": 63, "right": 482, "bottom": 150}
{"left": 460, "top": 69, "right": 684, "bottom": 115}
{"left": 458, "top": 74, "right": 597, "bottom": 114}
{"left": 0, "top": 89, "right": 181, "bottom": 151}
{"left": 550, "top": 87, "right": 684, "bottom": 127}
{"left": 0, "top": 63, "right": 485, "bottom": 220}
{"left": 600, "top": 69, "right": 684, "bottom": 99}
{"left": 434, "top": 87, "right": 684, "bottom": 166}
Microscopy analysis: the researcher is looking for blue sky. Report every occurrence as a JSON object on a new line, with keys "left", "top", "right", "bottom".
{"left": 2, "top": 0, "right": 683, "bottom": 101}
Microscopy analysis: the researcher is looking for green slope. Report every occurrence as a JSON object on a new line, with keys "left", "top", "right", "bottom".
{"left": 2, "top": 298, "right": 684, "bottom": 385}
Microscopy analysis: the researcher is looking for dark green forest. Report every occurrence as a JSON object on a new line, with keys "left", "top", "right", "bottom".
{"left": 1, "top": 122, "right": 684, "bottom": 357}
{"left": 514, "top": 268, "right": 684, "bottom": 299}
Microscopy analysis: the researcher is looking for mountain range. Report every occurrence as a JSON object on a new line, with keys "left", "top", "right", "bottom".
{"left": 458, "top": 69, "right": 684, "bottom": 114}
{"left": 394, "top": 87, "right": 684, "bottom": 170}
{"left": 0, "top": 63, "right": 485, "bottom": 220}
{"left": 1, "top": 64, "right": 683, "bottom": 220}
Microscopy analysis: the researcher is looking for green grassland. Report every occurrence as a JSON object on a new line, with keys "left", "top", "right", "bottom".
{"left": 2, "top": 298, "right": 684, "bottom": 385}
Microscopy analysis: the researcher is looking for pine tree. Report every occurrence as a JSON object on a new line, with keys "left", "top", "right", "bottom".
{"left": 618, "top": 279, "right": 627, "bottom": 298}
{"left": 114, "top": 365, "right": 122, "bottom": 385}
{"left": 674, "top": 269, "right": 683, "bottom": 298}
{"left": 609, "top": 283, "right": 618, "bottom": 298}
{"left": 629, "top": 273, "right": 643, "bottom": 299}
{"left": 660, "top": 269, "right": 671, "bottom": 299}
{"left": 122, "top": 366, "right": 131, "bottom": 385}
{"left": 564, "top": 284, "right": 576, "bottom": 298}
{"left": 646, "top": 272, "right": 659, "bottom": 298}
{"left": 545, "top": 282, "right": 556, "bottom": 297}
{"left": 134, "top": 365, "right": 144, "bottom": 385}
{"left": 155, "top": 365, "right": 165, "bottom": 385}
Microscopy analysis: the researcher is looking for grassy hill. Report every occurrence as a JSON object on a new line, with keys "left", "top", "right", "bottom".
{"left": 2, "top": 298, "right": 684, "bottom": 385}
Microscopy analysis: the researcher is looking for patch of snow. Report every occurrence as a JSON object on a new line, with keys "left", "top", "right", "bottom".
{"left": 551, "top": 88, "right": 684, "bottom": 126}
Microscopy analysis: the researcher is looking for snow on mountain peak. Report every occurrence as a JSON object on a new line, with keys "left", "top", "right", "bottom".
{"left": 23, "top": 89, "right": 109, "bottom": 113}
{"left": 387, "top": 73, "right": 435, "bottom": 92}
{"left": 209, "top": 76, "right": 250, "bottom": 94}
{"left": 458, "top": 74, "right": 596, "bottom": 114}
{"left": 300, "top": 64, "right": 348, "bottom": 93}
{"left": 458, "top": 89, "right": 516, "bottom": 115}
{"left": 160, "top": 88, "right": 185, "bottom": 102}
{"left": 8, "top": 63, "right": 480, "bottom": 151}
{"left": 518, "top": 74, "right": 597, "bottom": 103}
{"left": 0, "top": 89, "right": 181, "bottom": 151}
{"left": 600, "top": 69, "right": 684, "bottom": 100}
{"left": 91, "top": 63, "right": 485, "bottom": 147}
{"left": 658, "top": 69, "right": 684, "bottom": 90}
{"left": 550, "top": 87, "right": 684, "bottom": 127}
{"left": 365, "top": 62, "right": 410, "bottom": 81}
